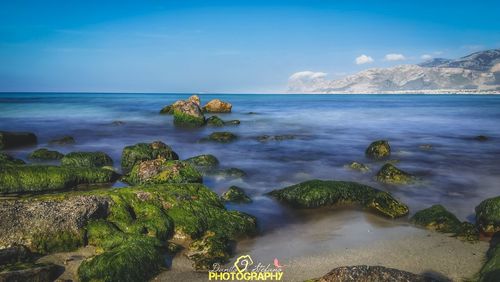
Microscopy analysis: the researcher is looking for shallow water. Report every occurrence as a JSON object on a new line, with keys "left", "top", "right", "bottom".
{"left": 2, "top": 93, "right": 500, "bottom": 278}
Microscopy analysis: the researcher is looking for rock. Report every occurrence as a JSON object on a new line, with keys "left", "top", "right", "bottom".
{"left": 221, "top": 186, "right": 252, "bottom": 203}
{"left": 209, "top": 168, "right": 247, "bottom": 179}
{"left": 0, "top": 165, "right": 118, "bottom": 194}
{"left": 411, "top": 205, "right": 478, "bottom": 241}
{"left": 256, "top": 135, "right": 295, "bottom": 142}
{"left": 48, "top": 136, "right": 75, "bottom": 145}
{"left": 0, "top": 195, "right": 109, "bottom": 253}
{"left": 365, "top": 140, "right": 391, "bottom": 160}
{"left": 475, "top": 135, "right": 489, "bottom": 141}
{"left": 478, "top": 233, "right": 500, "bottom": 282}
{"left": 206, "top": 116, "right": 225, "bottom": 127}
{"left": 61, "top": 152, "right": 113, "bottom": 168}
{"left": 29, "top": 148, "right": 64, "bottom": 160}
{"left": 376, "top": 163, "right": 415, "bottom": 185}
{"left": 124, "top": 159, "right": 202, "bottom": 185}
{"left": 121, "top": 141, "right": 179, "bottom": 173}
{"left": 346, "top": 161, "right": 370, "bottom": 173}
{"left": 0, "top": 152, "right": 25, "bottom": 166}
{"left": 311, "top": 265, "right": 437, "bottom": 282}
{"left": 172, "top": 99, "right": 206, "bottom": 127}
{"left": 419, "top": 144, "right": 433, "bottom": 150}
{"left": 184, "top": 154, "right": 219, "bottom": 172}
{"left": 0, "top": 245, "right": 32, "bottom": 265}
{"left": 202, "top": 99, "right": 232, "bottom": 113}
{"left": 111, "top": 120, "right": 125, "bottom": 126}
{"left": 205, "top": 132, "right": 237, "bottom": 143}
{"left": 268, "top": 180, "right": 408, "bottom": 218}
{"left": 224, "top": 120, "right": 240, "bottom": 126}
{"left": 0, "top": 263, "right": 61, "bottom": 282}
{"left": 188, "top": 95, "right": 201, "bottom": 106}
{"left": 475, "top": 196, "right": 500, "bottom": 235}
{"left": 0, "top": 131, "right": 37, "bottom": 149}
{"left": 159, "top": 105, "right": 173, "bottom": 114}
{"left": 186, "top": 231, "right": 230, "bottom": 271}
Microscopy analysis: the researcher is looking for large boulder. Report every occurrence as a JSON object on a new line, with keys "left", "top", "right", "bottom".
{"left": 411, "top": 205, "right": 478, "bottom": 241}
{"left": 365, "top": 140, "right": 391, "bottom": 160}
{"left": 29, "top": 148, "right": 64, "bottom": 161}
{"left": 61, "top": 152, "right": 113, "bottom": 168}
{"left": 124, "top": 159, "right": 202, "bottom": 185}
{"left": 311, "top": 265, "right": 437, "bottom": 282}
{"left": 202, "top": 99, "right": 232, "bottom": 113}
{"left": 475, "top": 196, "right": 500, "bottom": 235}
{"left": 121, "top": 141, "right": 179, "bottom": 173}
{"left": 0, "top": 131, "right": 37, "bottom": 149}
{"left": 376, "top": 163, "right": 415, "bottom": 185}
{"left": 268, "top": 180, "right": 408, "bottom": 218}
{"left": 172, "top": 97, "right": 206, "bottom": 127}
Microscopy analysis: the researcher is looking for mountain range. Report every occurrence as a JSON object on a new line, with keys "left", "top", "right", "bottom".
{"left": 288, "top": 49, "right": 500, "bottom": 93}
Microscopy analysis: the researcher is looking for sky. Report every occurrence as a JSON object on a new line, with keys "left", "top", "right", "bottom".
{"left": 0, "top": 0, "right": 499, "bottom": 93}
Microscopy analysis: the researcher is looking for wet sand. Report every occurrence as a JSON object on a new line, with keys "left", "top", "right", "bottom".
{"left": 154, "top": 209, "right": 488, "bottom": 281}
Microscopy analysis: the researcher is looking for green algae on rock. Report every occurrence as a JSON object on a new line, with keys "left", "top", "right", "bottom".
{"left": 221, "top": 186, "right": 252, "bottom": 203}
{"left": 204, "top": 132, "right": 237, "bottom": 143}
{"left": 475, "top": 196, "right": 500, "bottom": 235}
{"left": 121, "top": 141, "right": 179, "bottom": 173}
{"left": 0, "top": 165, "right": 118, "bottom": 194}
{"left": 365, "top": 140, "right": 391, "bottom": 160}
{"left": 0, "top": 152, "right": 25, "bottom": 166}
{"left": 308, "top": 265, "right": 436, "bottom": 282}
{"left": 268, "top": 179, "right": 408, "bottom": 218}
{"left": 478, "top": 233, "right": 500, "bottom": 282}
{"left": 345, "top": 161, "right": 370, "bottom": 173}
{"left": 411, "top": 205, "right": 478, "bottom": 241}
{"left": 61, "top": 152, "right": 113, "bottom": 168}
{"left": 124, "top": 159, "right": 202, "bottom": 185}
{"left": 48, "top": 135, "right": 75, "bottom": 145}
{"left": 186, "top": 231, "right": 230, "bottom": 271}
{"left": 172, "top": 98, "right": 206, "bottom": 127}
{"left": 206, "top": 115, "right": 225, "bottom": 127}
{"left": 29, "top": 148, "right": 64, "bottom": 161}
{"left": 376, "top": 163, "right": 415, "bottom": 185}
{"left": 0, "top": 131, "right": 37, "bottom": 149}
{"left": 184, "top": 154, "right": 220, "bottom": 171}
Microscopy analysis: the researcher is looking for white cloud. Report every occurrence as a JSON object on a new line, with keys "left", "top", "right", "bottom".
{"left": 421, "top": 54, "right": 433, "bottom": 60}
{"left": 288, "top": 71, "right": 327, "bottom": 81}
{"left": 384, "top": 53, "right": 406, "bottom": 61}
{"left": 355, "top": 54, "right": 374, "bottom": 65}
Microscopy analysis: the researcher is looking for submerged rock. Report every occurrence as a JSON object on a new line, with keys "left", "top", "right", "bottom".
{"left": 411, "top": 205, "right": 478, "bottom": 241}
{"left": 346, "top": 161, "right": 370, "bottom": 173}
{"left": 29, "top": 148, "right": 64, "bottom": 160}
{"left": 0, "top": 152, "right": 25, "bottom": 166}
{"left": 268, "top": 180, "right": 408, "bottom": 218}
{"left": 0, "top": 131, "right": 37, "bottom": 149}
{"left": 205, "top": 132, "right": 237, "bottom": 143}
{"left": 221, "top": 186, "right": 252, "bottom": 203}
{"left": 121, "top": 141, "right": 179, "bottom": 173}
{"left": 48, "top": 136, "right": 75, "bottom": 145}
{"left": 365, "top": 140, "right": 391, "bottom": 160}
{"left": 124, "top": 159, "right": 202, "bottom": 185}
{"left": 310, "top": 265, "right": 436, "bottom": 282}
{"left": 475, "top": 196, "right": 500, "bottom": 235}
{"left": 203, "top": 99, "right": 232, "bottom": 113}
{"left": 376, "top": 163, "right": 415, "bottom": 185}
{"left": 184, "top": 154, "right": 220, "bottom": 171}
{"left": 61, "top": 152, "right": 113, "bottom": 168}
{"left": 0, "top": 165, "right": 118, "bottom": 194}
{"left": 206, "top": 115, "right": 225, "bottom": 127}
{"left": 256, "top": 135, "right": 295, "bottom": 142}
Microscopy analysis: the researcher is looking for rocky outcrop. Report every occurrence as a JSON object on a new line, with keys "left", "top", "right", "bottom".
{"left": 475, "top": 196, "right": 500, "bottom": 235}
{"left": 61, "top": 152, "right": 113, "bottom": 168}
{"left": 268, "top": 180, "right": 408, "bottom": 218}
{"left": 311, "top": 265, "right": 437, "bottom": 282}
{"left": 124, "top": 159, "right": 202, "bottom": 185}
{"left": 121, "top": 141, "right": 179, "bottom": 173}
{"left": 203, "top": 99, "right": 232, "bottom": 113}
{"left": 0, "top": 131, "right": 37, "bottom": 149}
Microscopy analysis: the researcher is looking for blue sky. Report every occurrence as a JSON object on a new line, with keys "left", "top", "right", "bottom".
{"left": 1, "top": 0, "right": 499, "bottom": 93}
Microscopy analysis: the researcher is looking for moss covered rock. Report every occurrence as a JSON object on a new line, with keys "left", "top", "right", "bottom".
{"left": 125, "top": 159, "right": 202, "bottom": 185}
{"left": 0, "top": 262, "right": 61, "bottom": 282}
{"left": 121, "top": 141, "right": 179, "bottom": 173}
{"left": 346, "top": 161, "right": 370, "bottom": 173}
{"left": 0, "top": 152, "right": 25, "bottom": 166}
{"left": 0, "top": 131, "right": 37, "bottom": 149}
{"left": 48, "top": 135, "right": 75, "bottom": 145}
{"left": 159, "top": 105, "right": 173, "bottom": 114}
{"left": 186, "top": 231, "right": 230, "bottom": 270}
{"left": 206, "top": 115, "right": 225, "bottom": 127}
{"left": 202, "top": 99, "right": 232, "bottom": 113}
{"left": 0, "top": 165, "right": 118, "bottom": 194}
{"left": 476, "top": 196, "right": 500, "bottom": 235}
{"left": 205, "top": 132, "right": 237, "bottom": 143}
{"left": 61, "top": 152, "right": 113, "bottom": 168}
{"left": 221, "top": 186, "right": 252, "bottom": 203}
{"left": 309, "top": 265, "right": 435, "bottom": 282}
{"left": 29, "top": 148, "right": 64, "bottom": 161}
{"left": 411, "top": 205, "right": 478, "bottom": 241}
{"left": 172, "top": 99, "right": 206, "bottom": 127}
{"left": 478, "top": 233, "right": 500, "bottom": 282}
{"left": 268, "top": 180, "right": 408, "bottom": 218}
{"left": 376, "top": 163, "right": 415, "bottom": 185}
{"left": 184, "top": 154, "right": 220, "bottom": 172}
{"left": 365, "top": 140, "right": 391, "bottom": 160}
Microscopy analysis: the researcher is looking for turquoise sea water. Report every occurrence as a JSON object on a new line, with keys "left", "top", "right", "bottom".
{"left": 1, "top": 93, "right": 500, "bottom": 231}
